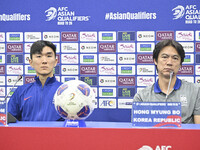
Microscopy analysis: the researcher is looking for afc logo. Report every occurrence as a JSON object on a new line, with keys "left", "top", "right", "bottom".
{"left": 99, "top": 99, "right": 116, "bottom": 108}
{"left": 100, "top": 100, "right": 114, "bottom": 106}
{"left": 139, "top": 145, "right": 172, "bottom": 150}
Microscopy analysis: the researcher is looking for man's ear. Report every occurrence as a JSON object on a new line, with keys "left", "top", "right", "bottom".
{"left": 179, "top": 63, "right": 182, "bottom": 69}
{"left": 54, "top": 58, "right": 58, "bottom": 67}
{"left": 29, "top": 59, "right": 33, "bottom": 68}
{"left": 154, "top": 59, "right": 157, "bottom": 65}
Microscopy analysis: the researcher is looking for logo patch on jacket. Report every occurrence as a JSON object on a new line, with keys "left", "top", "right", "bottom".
{"left": 24, "top": 96, "right": 32, "bottom": 101}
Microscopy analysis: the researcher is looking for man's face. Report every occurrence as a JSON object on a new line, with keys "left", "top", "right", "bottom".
{"left": 29, "top": 46, "right": 57, "bottom": 77}
{"left": 154, "top": 46, "right": 182, "bottom": 78}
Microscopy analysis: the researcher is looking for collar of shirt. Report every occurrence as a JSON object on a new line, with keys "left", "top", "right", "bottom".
{"left": 154, "top": 77, "right": 182, "bottom": 93}
{"left": 34, "top": 75, "right": 56, "bottom": 85}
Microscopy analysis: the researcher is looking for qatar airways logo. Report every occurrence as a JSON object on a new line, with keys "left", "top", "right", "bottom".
{"left": 137, "top": 76, "right": 155, "bottom": 86}
{"left": 176, "top": 31, "right": 194, "bottom": 41}
{"left": 177, "top": 65, "right": 194, "bottom": 75}
{"left": 61, "top": 54, "right": 78, "bottom": 64}
{"left": 7, "top": 65, "right": 23, "bottom": 75}
{"left": 99, "top": 65, "right": 116, "bottom": 75}
{"left": 137, "top": 54, "right": 153, "bottom": 64}
{"left": 25, "top": 76, "right": 35, "bottom": 84}
{"left": 61, "top": 32, "right": 78, "bottom": 41}
{"left": 80, "top": 32, "right": 97, "bottom": 41}
{"left": 118, "top": 77, "right": 135, "bottom": 86}
{"left": 99, "top": 43, "right": 116, "bottom": 52}
{"left": 7, "top": 43, "right": 23, "bottom": 53}
{"left": 196, "top": 42, "right": 200, "bottom": 52}
{"left": 80, "top": 65, "right": 97, "bottom": 75}
{"left": 156, "top": 31, "right": 174, "bottom": 41}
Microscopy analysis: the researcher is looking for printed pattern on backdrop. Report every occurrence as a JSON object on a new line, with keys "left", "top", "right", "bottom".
{"left": 0, "top": 0, "right": 200, "bottom": 122}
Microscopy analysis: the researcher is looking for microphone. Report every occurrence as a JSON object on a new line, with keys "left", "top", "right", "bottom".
{"left": 166, "top": 71, "right": 173, "bottom": 100}
{"left": 4, "top": 75, "right": 23, "bottom": 102}
{"left": 16, "top": 75, "right": 23, "bottom": 82}
{"left": 5, "top": 75, "right": 22, "bottom": 124}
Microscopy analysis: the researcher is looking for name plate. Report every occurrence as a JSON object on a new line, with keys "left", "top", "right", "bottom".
{"left": 132, "top": 102, "right": 181, "bottom": 127}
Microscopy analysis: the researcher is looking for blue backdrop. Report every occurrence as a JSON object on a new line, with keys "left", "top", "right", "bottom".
{"left": 0, "top": 0, "right": 200, "bottom": 122}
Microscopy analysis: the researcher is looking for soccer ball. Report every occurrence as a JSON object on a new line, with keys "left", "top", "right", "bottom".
{"left": 54, "top": 80, "right": 95, "bottom": 120}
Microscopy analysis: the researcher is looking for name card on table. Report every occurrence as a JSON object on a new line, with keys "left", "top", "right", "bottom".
{"left": 132, "top": 102, "right": 181, "bottom": 127}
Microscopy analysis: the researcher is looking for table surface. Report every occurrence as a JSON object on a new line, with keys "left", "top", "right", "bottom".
{"left": 2, "top": 121, "right": 200, "bottom": 150}
{"left": 5, "top": 121, "right": 200, "bottom": 130}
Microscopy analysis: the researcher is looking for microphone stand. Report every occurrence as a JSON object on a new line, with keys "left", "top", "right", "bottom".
{"left": 4, "top": 75, "right": 22, "bottom": 125}
{"left": 165, "top": 71, "right": 173, "bottom": 101}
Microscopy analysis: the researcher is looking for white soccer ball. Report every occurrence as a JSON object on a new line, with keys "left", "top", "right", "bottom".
{"left": 54, "top": 80, "right": 95, "bottom": 120}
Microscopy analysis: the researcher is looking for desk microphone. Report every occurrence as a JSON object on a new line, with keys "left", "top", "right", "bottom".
{"left": 5, "top": 75, "right": 22, "bottom": 124}
{"left": 4, "top": 75, "right": 23, "bottom": 101}
{"left": 166, "top": 71, "right": 173, "bottom": 100}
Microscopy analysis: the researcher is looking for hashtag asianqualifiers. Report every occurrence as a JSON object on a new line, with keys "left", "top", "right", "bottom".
{"left": 105, "top": 11, "right": 156, "bottom": 20}
{"left": 0, "top": 13, "right": 30, "bottom": 21}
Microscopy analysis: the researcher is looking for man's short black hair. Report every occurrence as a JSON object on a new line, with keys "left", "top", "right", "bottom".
{"left": 153, "top": 39, "right": 185, "bottom": 64}
{"left": 30, "top": 40, "right": 56, "bottom": 59}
